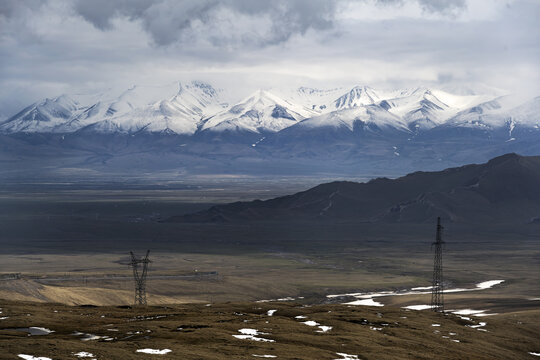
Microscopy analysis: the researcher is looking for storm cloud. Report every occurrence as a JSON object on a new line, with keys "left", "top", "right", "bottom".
{"left": 74, "top": 0, "right": 340, "bottom": 46}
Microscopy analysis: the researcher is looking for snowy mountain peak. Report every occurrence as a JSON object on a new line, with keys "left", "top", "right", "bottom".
{"left": 447, "top": 94, "right": 540, "bottom": 132}
{"left": 0, "top": 95, "right": 81, "bottom": 133}
{"left": 179, "top": 81, "right": 220, "bottom": 98}
{"left": 377, "top": 87, "right": 456, "bottom": 130}
{"left": 272, "top": 86, "right": 344, "bottom": 113}
{"left": 295, "top": 102, "right": 410, "bottom": 134}
{"left": 201, "top": 89, "right": 318, "bottom": 134}
{"left": 297, "top": 86, "right": 324, "bottom": 95}
{"left": 334, "top": 86, "right": 381, "bottom": 110}
{"left": 95, "top": 81, "right": 227, "bottom": 135}
{"left": 236, "top": 89, "right": 288, "bottom": 109}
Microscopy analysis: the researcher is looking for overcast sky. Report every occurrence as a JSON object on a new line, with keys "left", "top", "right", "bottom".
{"left": 1, "top": 0, "right": 539, "bottom": 119}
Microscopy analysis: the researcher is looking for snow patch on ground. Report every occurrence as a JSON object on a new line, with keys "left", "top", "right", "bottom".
{"left": 81, "top": 334, "right": 103, "bottom": 341}
{"left": 252, "top": 355, "right": 277, "bottom": 358}
{"left": 14, "top": 327, "right": 54, "bottom": 336}
{"left": 334, "top": 353, "right": 359, "bottom": 360}
{"left": 136, "top": 349, "right": 172, "bottom": 354}
{"left": 267, "top": 310, "right": 277, "bottom": 316}
{"left": 74, "top": 352, "right": 95, "bottom": 358}
{"left": 475, "top": 280, "right": 504, "bottom": 289}
{"left": 450, "top": 309, "right": 487, "bottom": 316}
{"left": 466, "top": 321, "right": 487, "bottom": 331}
{"left": 403, "top": 305, "right": 431, "bottom": 310}
{"left": 18, "top": 356, "right": 53, "bottom": 360}
{"left": 233, "top": 328, "right": 275, "bottom": 342}
{"left": 71, "top": 332, "right": 113, "bottom": 341}
{"left": 345, "top": 298, "right": 384, "bottom": 307}
{"left": 328, "top": 279, "right": 505, "bottom": 307}
{"left": 411, "top": 286, "right": 433, "bottom": 291}
{"left": 257, "top": 297, "right": 296, "bottom": 303}
{"left": 297, "top": 317, "right": 332, "bottom": 333}
{"left": 316, "top": 326, "right": 332, "bottom": 333}
{"left": 467, "top": 322, "right": 487, "bottom": 329}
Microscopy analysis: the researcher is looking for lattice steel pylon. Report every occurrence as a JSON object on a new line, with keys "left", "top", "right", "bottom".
{"left": 130, "top": 250, "right": 151, "bottom": 306}
{"left": 431, "top": 217, "right": 445, "bottom": 312}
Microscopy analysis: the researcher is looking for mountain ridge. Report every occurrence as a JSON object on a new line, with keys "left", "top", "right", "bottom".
{"left": 170, "top": 153, "right": 540, "bottom": 224}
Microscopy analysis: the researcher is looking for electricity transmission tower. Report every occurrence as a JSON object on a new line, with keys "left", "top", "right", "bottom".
{"left": 130, "top": 250, "right": 151, "bottom": 306}
{"left": 431, "top": 217, "right": 445, "bottom": 312}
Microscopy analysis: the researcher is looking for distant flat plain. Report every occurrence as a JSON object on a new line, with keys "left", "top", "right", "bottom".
{"left": 0, "top": 179, "right": 539, "bottom": 313}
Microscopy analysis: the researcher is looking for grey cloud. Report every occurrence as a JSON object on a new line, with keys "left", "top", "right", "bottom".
{"left": 74, "top": 0, "right": 340, "bottom": 47}
{"left": 0, "top": 0, "right": 20, "bottom": 18}
{"left": 0, "top": 0, "right": 42, "bottom": 18}
{"left": 126, "top": 1, "right": 220, "bottom": 46}
{"left": 0, "top": 0, "right": 46, "bottom": 29}
{"left": 375, "top": 0, "right": 466, "bottom": 16}
{"left": 418, "top": 0, "right": 466, "bottom": 16}
{"left": 437, "top": 73, "right": 454, "bottom": 83}
{"left": 375, "top": 0, "right": 404, "bottom": 6}
{"left": 74, "top": 0, "right": 155, "bottom": 30}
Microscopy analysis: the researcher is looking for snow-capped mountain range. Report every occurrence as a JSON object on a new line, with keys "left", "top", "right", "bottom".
{"left": 2, "top": 80, "right": 538, "bottom": 137}
{"left": 1, "top": 80, "right": 539, "bottom": 178}
{"left": 0, "top": 81, "right": 228, "bottom": 135}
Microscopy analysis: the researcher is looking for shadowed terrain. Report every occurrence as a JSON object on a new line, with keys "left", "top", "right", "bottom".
{"left": 171, "top": 153, "right": 540, "bottom": 224}
{"left": 0, "top": 155, "right": 539, "bottom": 308}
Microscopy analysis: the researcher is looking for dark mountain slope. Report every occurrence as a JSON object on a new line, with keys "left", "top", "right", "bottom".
{"left": 171, "top": 153, "right": 540, "bottom": 224}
